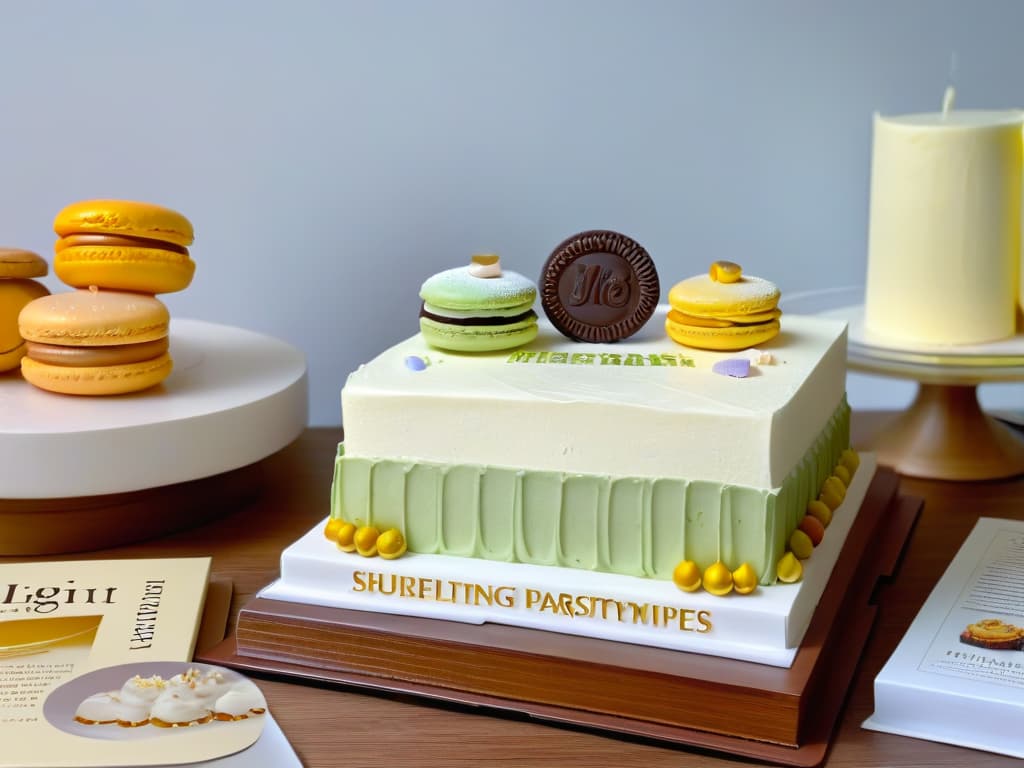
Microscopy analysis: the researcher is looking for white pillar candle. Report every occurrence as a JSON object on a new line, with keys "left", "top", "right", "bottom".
{"left": 864, "top": 101, "right": 1023, "bottom": 346}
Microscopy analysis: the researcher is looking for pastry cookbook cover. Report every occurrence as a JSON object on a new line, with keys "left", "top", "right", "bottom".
{"left": 0, "top": 557, "right": 215, "bottom": 766}
{"left": 864, "top": 518, "right": 1024, "bottom": 757}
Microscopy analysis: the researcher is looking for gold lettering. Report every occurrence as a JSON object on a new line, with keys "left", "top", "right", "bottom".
{"left": 494, "top": 586, "right": 516, "bottom": 608}
{"left": 352, "top": 571, "right": 367, "bottom": 592}
{"left": 400, "top": 576, "right": 416, "bottom": 598}
{"left": 697, "top": 610, "right": 712, "bottom": 633}
{"left": 539, "top": 592, "right": 559, "bottom": 613}
{"left": 629, "top": 601, "right": 650, "bottom": 624}
{"left": 525, "top": 589, "right": 541, "bottom": 609}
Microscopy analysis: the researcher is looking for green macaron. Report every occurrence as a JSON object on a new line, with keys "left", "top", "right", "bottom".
{"left": 419, "top": 254, "right": 538, "bottom": 352}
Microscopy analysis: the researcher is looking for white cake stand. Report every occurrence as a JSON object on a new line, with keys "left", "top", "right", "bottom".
{"left": 783, "top": 287, "right": 1024, "bottom": 481}
{"left": 0, "top": 319, "right": 308, "bottom": 553}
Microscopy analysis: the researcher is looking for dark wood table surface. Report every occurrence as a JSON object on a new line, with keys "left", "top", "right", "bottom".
{"left": 7, "top": 414, "right": 1024, "bottom": 767}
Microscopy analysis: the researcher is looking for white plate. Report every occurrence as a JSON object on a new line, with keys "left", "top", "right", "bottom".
{"left": 0, "top": 319, "right": 307, "bottom": 499}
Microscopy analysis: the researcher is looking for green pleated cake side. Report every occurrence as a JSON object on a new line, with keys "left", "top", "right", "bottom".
{"left": 328, "top": 396, "right": 852, "bottom": 585}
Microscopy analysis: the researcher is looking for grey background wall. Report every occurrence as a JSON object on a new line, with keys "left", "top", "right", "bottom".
{"left": 2, "top": 0, "right": 1022, "bottom": 425}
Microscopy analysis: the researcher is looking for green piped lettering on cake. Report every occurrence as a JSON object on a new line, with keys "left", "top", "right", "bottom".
{"left": 506, "top": 350, "right": 696, "bottom": 367}
{"left": 331, "top": 397, "right": 852, "bottom": 587}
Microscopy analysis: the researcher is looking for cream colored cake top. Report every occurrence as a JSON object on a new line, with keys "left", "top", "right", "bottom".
{"left": 341, "top": 308, "right": 847, "bottom": 489}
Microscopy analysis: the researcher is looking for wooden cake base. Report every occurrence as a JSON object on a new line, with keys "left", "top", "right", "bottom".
{"left": 200, "top": 468, "right": 919, "bottom": 767}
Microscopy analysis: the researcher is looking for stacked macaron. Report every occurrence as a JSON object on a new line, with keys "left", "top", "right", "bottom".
{"left": 18, "top": 200, "right": 195, "bottom": 395}
{"left": 419, "top": 254, "right": 538, "bottom": 352}
{"left": 666, "top": 261, "right": 781, "bottom": 351}
{"left": 0, "top": 249, "right": 50, "bottom": 372}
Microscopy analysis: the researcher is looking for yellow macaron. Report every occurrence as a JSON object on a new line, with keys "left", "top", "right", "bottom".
{"left": 0, "top": 249, "right": 50, "bottom": 372}
{"left": 19, "top": 288, "right": 172, "bottom": 395}
{"left": 666, "top": 261, "right": 781, "bottom": 351}
{"left": 53, "top": 199, "right": 195, "bottom": 294}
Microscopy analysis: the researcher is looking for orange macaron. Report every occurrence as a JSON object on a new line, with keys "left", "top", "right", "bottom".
{"left": 0, "top": 248, "right": 51, "bottom": 372}
{"left": 19, "top": 288, "right": 172, "bottom": 395}
{"left": 53, "top": 199, "right": 195, "bottom": 294}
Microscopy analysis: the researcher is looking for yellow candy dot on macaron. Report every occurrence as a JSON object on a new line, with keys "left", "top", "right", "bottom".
{"left": 672, "top": 560, "right": 703, "bottom": 592}
{"left": 777, "top": 552, "right": 803, "bottom": 583}
{"left": 833, "top": 464, "right": 851, "bottom": 487}
{"left": 732, "top": 563, "right": 758, "bottom": 595}
{"left": 354, "top": 525, "right": 380, "bottom": 557}
{"left": 335, "top": 522, "right": 358, "bottom": 553}
{"left": 377, "top": 528, "right": 408, "bottom": 560}
{"left": 324, "top": 518, "right": 345, "bottom": 542}
{"left": 703, "top": 561, "right": 734, "bottom": 596}
{"left": 789, "top": 529, "right": 814, "bottom": 560}
{"left": 806, "top": 499, "right": 833, "bottom": 528}
{"left": 709, "top": 260, "right": 742, "bottom": 283}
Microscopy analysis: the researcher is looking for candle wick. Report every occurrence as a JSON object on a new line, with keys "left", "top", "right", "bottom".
{"left": 941, "top": 85, "right": 955, "bottom": 118}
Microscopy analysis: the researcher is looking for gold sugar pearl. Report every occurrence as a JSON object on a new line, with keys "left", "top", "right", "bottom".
{"left": 833, "top": 464, "right": 852, "bottom": 487}
{"left": 354, "top": 526, "right": 381, "bottom": 557}
{"left": 703, "top": 560, "right": 734, "bottom": 596}
{"left": 806, "top": 499, "right": 833, "bottom": 528}
{"left": 709, "top": 261, "right": 742, "bottom": 283}
{"left": 335, "top": 522, "right": 358, "bottom": 553}
{"left": 732, "top": 563, "right": 759, "bottom": 595}
{"left": 777, "top": 552, "right": 803, "bottom": 583}
{"left": 672, "top": 560, "right": 702, "bottom": 592}
{"left": 377, "top": 528, "right": 408, "bottom": 560}
{"left": 323, "top": 518, "right": 344, "bottom": 542}
{"left": 789, "top": 529, "right": 814, "bottom": 560}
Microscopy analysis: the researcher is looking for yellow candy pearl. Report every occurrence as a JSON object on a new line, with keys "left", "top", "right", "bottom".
{"left": 709, "top": 260, "right": 742, "bottom": 283}
{"left": 377, "top": 528, "right": 408, "bottom": 560}
{"left": 354, "top": 525, "right": 381, "bottom": 557}
{"left": 672, "top": 560, "right": 702, "bottom": 592}
{"left": 335, "top": 522, "right": 358, "bottom": 553}
{"left": 806, "top": 499, "right": 833, "bottom": 528}
{"left": 777, "top": 552, "right": 803, "bottom": 583}
{"left": 323, "top": 517, "right": 345, "bottom": 542}
{"left": 819, "top": 476, "right": 846, "bottom": 512}
{"left": 703, "top": 561, "right": 734, "bottom": 596}
{"left": 789, "top": 529, "right": 814, "bottom": 560}
{"left": 732, "top": 563, "right": 758, "bottom": 595}
{"left": 840, "top": 448, "right": 860, "bottom": 475}
{"left": 833, "top": 464, "right": 851, "bottom": 487}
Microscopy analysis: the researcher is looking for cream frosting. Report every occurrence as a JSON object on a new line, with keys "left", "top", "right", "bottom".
{"left": 73, "top": 669, "right": 265, "bottom": 729}
{"left": 341, "top": 307, "right": 847, "bottom": 489}
{"left": 213, "top": 681, "right": 267, "bottom": 718}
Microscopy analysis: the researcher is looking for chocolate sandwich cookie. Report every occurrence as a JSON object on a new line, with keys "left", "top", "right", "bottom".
{"left": 541, "top": 230, "right": 659, "bottom": 343}
{"left": 419, "top": 254, "right": 538, "bottom": 352}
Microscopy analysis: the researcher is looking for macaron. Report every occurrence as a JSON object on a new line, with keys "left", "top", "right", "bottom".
{"left": 419, "top": 254, "right": 538, "bottom": 352}
{"left": 53, "top": 199, "right": 195, "bottom": 294}
{"left": 19, "top": 288, "right": 172, "bottom": 395}
{"left": 0, "top": 249, "right": 51, "bottom": 372}
{"left": 666, "top": 261, "right": 781, "bottom": 351}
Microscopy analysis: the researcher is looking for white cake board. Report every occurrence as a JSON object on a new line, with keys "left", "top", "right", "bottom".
{"left": 264, "top": 455, "right": 876, "bottom": 668}
{"left": 0, "top": 319, "right": 307, "bottom": 499}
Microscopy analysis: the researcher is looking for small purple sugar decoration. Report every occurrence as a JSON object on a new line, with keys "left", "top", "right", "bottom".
{"left": 712, "top": 358, "right": 750, "bottom": 378}
{"left": 404, "top": 355, "right": 428, "bottom": 372}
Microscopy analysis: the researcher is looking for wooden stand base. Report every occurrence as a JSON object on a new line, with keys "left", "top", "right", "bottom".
{"left": 0, "top": 463, "right": 263, "bottom": 555}
{"left": 200, "top": 469, "right": 920, "bottom": 767}
{"left": 866, "top": 384, "right": 1024, "bottom": 481}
